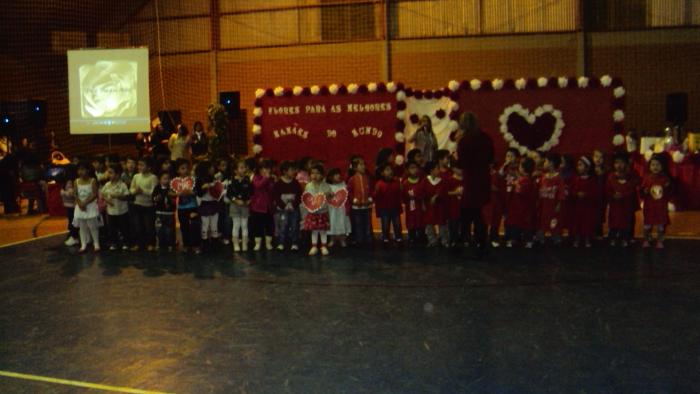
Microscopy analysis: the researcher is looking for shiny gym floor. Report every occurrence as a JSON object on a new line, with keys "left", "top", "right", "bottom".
{"left": 1, "top": 235, "right": 699, "bottom": 393}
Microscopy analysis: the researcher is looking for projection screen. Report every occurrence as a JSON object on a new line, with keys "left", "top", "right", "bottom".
{"left": 68, "top": 48, "right": 150, "bottom": 134}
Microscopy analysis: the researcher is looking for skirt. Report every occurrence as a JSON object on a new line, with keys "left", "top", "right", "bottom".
{"left": 303, "top": 212, "right": 330, "bottom": 231}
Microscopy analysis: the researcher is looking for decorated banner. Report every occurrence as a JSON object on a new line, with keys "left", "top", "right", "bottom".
{"left": 443, "top": 76, "right": 625, "bottom": 159}
{"left": 252, "top": 82, "right": 405, "bottom": 172}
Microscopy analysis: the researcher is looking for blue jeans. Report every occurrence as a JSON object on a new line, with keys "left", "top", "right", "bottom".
{"left": 275, "top": 210, "right": 300, "bottom": 246}
{"left": 351, "top": 208, "right": 372, "bottom": 244}
{"left": 378, "top": 208, "right": 402, "bottom": 241}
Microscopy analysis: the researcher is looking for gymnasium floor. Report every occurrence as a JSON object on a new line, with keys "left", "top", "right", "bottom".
{"left": 1, "top": 232, "right": 699, "bottom": 393}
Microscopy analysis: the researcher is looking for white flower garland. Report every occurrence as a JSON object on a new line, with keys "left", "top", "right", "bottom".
{"left": 273, "top": 86, "right": 284, "bottom": 96}
{"left": 347, "top": 83, "right": 358, "bottom": 94}
{"left": 515, "top": 78, "right": 527, "bottom": 90}
{"left": 448, "top": 80, "right": 460, "bottom": 92}
{"left": 292, "top": 86, "right": 303, "bottom": 96}
{"left": 537, "top": 77, "right": 548, "bottom": 87}
{"left": 498, "top": 103, "right": 565, "bottom": 154}
{"left": 612, "top": 134, "right": 625, "bottom": 146}
{"left": 557, "top": 77, "right": 568, "bottom": 88}
{"left": 367, "top": 82, "right": 378, "bottom": 92}
{"left": 470, "top": 79, "right": 482, "bottom": 91}
{"left": 492, "top": 78, "right": 504, "bottom": 90}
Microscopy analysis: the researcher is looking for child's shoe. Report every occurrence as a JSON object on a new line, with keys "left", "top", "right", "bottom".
{"left": 320, "top": 245, "right": 329, "bottom": 256}
{"left": 276, "top": 244, "right": 284, "bottom": 251}
{"left": 506, "top": 240, "right": 513, "bottom": 248}
{"left": 308, "top": 246, "right": 318, "bottom": 256}
{"left": 241, "top": 237, "right": 248, "bottom": 251}
{"left": 265, "top": 236, "right": 274, "bottom": 250}
{"left": 490, "top": 240, "right": 500, "bottom": 248}
{"left": 254, "top": 238, "right": 262, "bottom": 251}
{"left": 232, "top": 237, "right": 240, "bottom": 252}
{"left": 291, "top": 244, "right": 299, "bottom": 251}
{"left": 64, "top": 237, "right": 78, "bottom": 247}
{"left": 109, "top": 245, "right": 117, "bottom": 251}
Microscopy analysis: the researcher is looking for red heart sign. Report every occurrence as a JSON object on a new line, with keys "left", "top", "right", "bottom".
{"left": 302, "top": 192, "right": 326, "bottom": 213}
{"left": 170, "top": 176, "right": 194, "bottom": 194}
{"left": 327, "top": 188, "right": 348, "bottom": 209}
{"left": 209, "top": 181, "right": 225, "bottom": 201}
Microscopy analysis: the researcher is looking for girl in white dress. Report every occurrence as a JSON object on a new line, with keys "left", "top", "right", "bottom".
{"left": 73, "top": 162, "right": 101, "bottom": 253}
{"left": 326, "top": 168, "right": 351, "bottom": 248}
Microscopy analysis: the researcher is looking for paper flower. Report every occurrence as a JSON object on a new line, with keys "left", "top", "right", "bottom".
{"left": 557, "top": 77, "right": 568, "bottom": 88}
{"left": 273, "top": 86, "right": 284, "bottom": 96}
{"left": 613, "top": 110, "right": 625, "bottom": 122}
{"left": 448, "top": 80, "right": 460, "bottom": 91}
{"left": 537, "top": 77, "right": 548, "bottom": 87}
{"left": 367, "top": 82, "right": 377, "bottom": 92}
{"left": 253, "top": 107, "right": 262, "bottom": 117}
{"left": 396, "top": 91, "right": 406, "bottom": 101}
{"left": 253, "top": 144, "right": 263, "bottom": 154}
{"left": 395, "top": 132, "right": 405, "bottom": 143}
{"left": 600, "top": 75, "right": 612, "bottom": 87}
{"left": 613, "top": 134, "right": 625, "bottom": 146}
{"left": 394, "top": 155, "right": 405, "bottom": 165}
{"left": 577, "top": 77, "right": 589, "bottom": 88}
{"left": 310, "top": 85, "right": 320, "bottom": 95}
{"left": 329, "top": 84, "right": 339, "bottom": 95}
{"left": 252, "top": 125, "right": 262, "bottom": 135}
{"left": 386, "top": 82, "right": 397, "bottom": 92}
{"left": 492, "top": 78, "right": 504, "bottom": 90}
{"left": 255, "top": 88, "right": 265, "bottom": 98}
{"left": 515, "top": 78, "right": 527, "bottom": 90}
{"left": 292, "top": 86, "right": 303, "bottom": 96}
{"left": 470, "top": 79, "right": 482, "bottom": 91}
{"left": 347, "top": 83, "right": 358, "bottom": 94}
{"left": 614, "top": 86, "right": 626, "bottom": 98}
{"left": 396, "top": 111, "right": 405, "bottom": 120}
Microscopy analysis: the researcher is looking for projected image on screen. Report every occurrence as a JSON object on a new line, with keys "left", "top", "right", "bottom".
{"left": 68, "top": 48, "right": 150, "bottom": 134}
{"left": 79, "top": 61, "right": 138, "bottom": 118}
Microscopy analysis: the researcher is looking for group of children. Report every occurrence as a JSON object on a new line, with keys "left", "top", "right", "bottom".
{"left": 59, "top": 144, "right": 673, "bottom": 256}
{"left": 490, "top": 148, "right": 672, "bottom": 249}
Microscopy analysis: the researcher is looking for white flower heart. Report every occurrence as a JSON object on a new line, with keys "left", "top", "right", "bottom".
{"left": 498, "top": 103, "right": 565, "bottom": 155}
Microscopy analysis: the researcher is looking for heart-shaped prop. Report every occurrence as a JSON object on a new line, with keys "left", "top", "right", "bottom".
{"left": 327, "top": 188, "right": 348, "bottom": 208}
{"left": 499, "top": 104, "right": 565, "bottom": 155}
{"left": 170, "top": 176, "right": 194, "bottom": 194}
{"left": 302, "top": 192, "right": 326, "bottom": 213}
{"left": 209, "top": 181, "right": 225, "bottom": 201}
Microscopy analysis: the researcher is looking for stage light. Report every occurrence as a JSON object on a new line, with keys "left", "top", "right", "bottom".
{"left": 2, "top": 117, "right": 9, "bottom": 124}
{"left": 35, "top": 106, "right": 40, "bottom": 112}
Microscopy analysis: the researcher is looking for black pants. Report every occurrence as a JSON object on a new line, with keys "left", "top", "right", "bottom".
{"left": 133, "top": 204, "right": 155, "bottom": 248}
{"left": 156, "top": 212, "right": 176, "bottom": 248}
{"left": 250, "top": 212, "right": 274, "bottom": 238}
{"left": 108, "top": 213, "right": 129, "bottom": 247}
{"left": 178, "top": 208, "right": 201, "bottom": 248}
{"left": 461, "top": 207, "right": 486, "bottom": 246}
{"left": 66, "top": 207, "right": 79, "bottom": 239}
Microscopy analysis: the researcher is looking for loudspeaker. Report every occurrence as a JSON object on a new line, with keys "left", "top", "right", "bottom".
{"left": 219, "top": 91, "right": 240, "bottom": 117}
{"left": 666, "top": 92, "right": 688, "bottom": 124}
{"left": 28, "top": 99, "right": 46, "bottom": 128}
{"left": 158, "top": 110, "right": 182, "bottom": 133}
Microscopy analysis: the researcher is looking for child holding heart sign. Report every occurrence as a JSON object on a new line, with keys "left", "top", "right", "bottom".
{"left": 326, "top": 168, "right": 351, "bottom": 248}
{"left": 302, "top": 165, "right": 333, "bottom": 256}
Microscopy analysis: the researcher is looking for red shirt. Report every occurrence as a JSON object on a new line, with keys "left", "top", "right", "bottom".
{"left": 537, "top": 172, "right": 566, "bottom": 232}
{"left": 445, "top": 174, "right": 463, "bottom": 220}
{"left": 402, "top": 177, "right": 426, "bottom": 229}
{"left": 373, "top": 178, "right": 402, "bottom": 213}
{"left": 423, "top": 176, "right": 448, "bottom": 225}
{"left": 606, "top": 172, "right": 638, "bottom": 230}
{"left": 641, "top": 173, "right": 671, "bottom": 226}
{"left": 348, "top": 172, "right": 372, "bottom": 208}
{"left": 505, "top": 175, "right": 537, "bottom": 230}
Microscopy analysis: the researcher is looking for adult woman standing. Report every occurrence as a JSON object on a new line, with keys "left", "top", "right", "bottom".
{"left": 191, "top": 121, "right": 209, "bottom": 160}
{"left": 456, "top": 112, "right": 494, "bottom": 258}
{"left": 168, "top": 123, "right": 191, "bottom": 162}
{"left": 408, "top": 115, "right": 438, "bottom": 164}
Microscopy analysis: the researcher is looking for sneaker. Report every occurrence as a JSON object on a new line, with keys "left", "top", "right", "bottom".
{"left": 491, "top": 241, "right": 500, "bottom": 248}
{"left": 291, "top": 244, "right": 299, "bottom": 251}
{"left": 276, "top": 244, "right": 284, "bottom": 251}
{"left": 308, "top": 246, "right": 318, "bottom": 256}
{"left": 64, "top": 237, "right": 78, "bottom": 246}
{"left": 610, "top": 239, "right": 617, "bottom": 247}
{"left": 109, "top": 245, "right": 117, "bottom": 251}
{"left": 642, "top": 240, "right": 651, "bottom": 248}
{"left": 121, "top": 245, "right": 129, "bottom": 251}
{"left": 524, "top": 242, "right": 533, "bottom": 249}
{"left": 655, "top": 240, "right": 664, "bottom": 249}
{"left": 321, "top": 246, "right": 330, "bottom": 256}
{"left": 78, "top": 246, "right": 87, "bottom": 253}
{"left": 233, "top": 243, "right": 241, "bottom": 252}
{"left": 506, "top": 241, "right": 513, "bottom": 248}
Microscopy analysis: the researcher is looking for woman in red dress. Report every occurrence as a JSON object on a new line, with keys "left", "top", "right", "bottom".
{"left": 641, "top": 154, "right": 672, "bottom": 249}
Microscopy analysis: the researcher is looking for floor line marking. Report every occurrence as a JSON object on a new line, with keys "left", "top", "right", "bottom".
{"left": 0, "top": 370, "right": 173, "bottom": 394}
{"left": 0, "top": 231, "right": 67, "bottom": 249}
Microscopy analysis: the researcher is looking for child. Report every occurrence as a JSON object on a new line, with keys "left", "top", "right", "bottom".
{"left": 373, "top": 164, "right": 403, "bottom": 244}
{"left": 92, "top": 155, "right": 109, "bottom": 185}
{"left": 121, "top": 155, "right": 138, "bottom": 248}
{"left": 494, "top": 148, "right": 520, "bottom": 247}
{"left": 423, "top": 161, "right": 449, "bottom": 247}
{"left": 536, "top": 153, "right": 565, "bottom": 245}
{"left": 304, "top": 165, "right": 332, "bottom": 256}
{"left": 129, "top": 157, "right": 158, "bottom": 251}
{"left": 327, "top": 168, "right": 351, "bottom": 248}
{"left": 446, "top": 163, "right": 464, "bottom": 247}
{"left": 406, "top": 148, "right": 425, "bottom": 169}
{"left": 347, "top": 156, "right": 373, "bottom": 245}
{"left": 194, "top": 161, "right": 221, "bottom": 250}
{"left": 559, "top": 154, "right": 576, "bottom": 240}
{"left": 227, "top": 160, "right": 252, "bottom": 252}
{"left": 250, "top": 160, "right": 275, "bottom": 251}
{"left": 486, "top": 163, "right": 505, "bottom": 248}
{"left": 401, "top": 161, "right": 425, "bottom": 244}
{"left": 592, "top": 149, "right": 608, "bottom": 238}
{"left": 272, "top": 161, "right": 302, "bottom": 251}
{"left": 296, "top": 157, "right": 313, "bottom": 186}
{"left": 570, "top": 156, "right": 598, "bottom": 248}
{"left": 153, "top": 171, "right": 177, "bottom": 251}
{"left": 505, "top": 158, "right": 537, "bottom": 248}
{"left": 641, "top": 154, "right": 672, "bottom": 249}
{"left": 101, "top": 164, "right": 130, "bottom": 250}
{"left": 173, "top": 159, "right": 200, "bottom": 254}
{"left": 529, "top": 150, "right": 544, "bottom": 178}
{"left": 436, "top": 149, "right": 452, "bottom": 178}
{"left": 60, "top": 166, "right": 79, "bottom": 247}
{"left": 606, "top": 152, "right": 638, "bottom": 247}
{"left": 215, "top": 157, "right": 232, "bottom": 245}
{"left": 73, "top": 161, "right": 101, "bottom": 253}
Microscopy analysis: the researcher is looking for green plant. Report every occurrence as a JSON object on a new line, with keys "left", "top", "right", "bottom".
{"left": 207, "top": 103, "right": 229, "bottom": 158}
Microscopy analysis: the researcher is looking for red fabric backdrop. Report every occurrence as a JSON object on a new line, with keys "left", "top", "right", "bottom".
{"left": 454, "top": 85, "right": 617, "bottom": 160}
{"left": 258, "top": 91, "right": 398, "bottom": 172}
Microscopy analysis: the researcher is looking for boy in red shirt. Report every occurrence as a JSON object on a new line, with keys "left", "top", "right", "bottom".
{"left": 505, "top": 157, "right": 537, "bottom": 248}
{"left": 401, "top": 161, "right": 426, "bottom": 244}
{"left": 606, "top": 152, "right": 638, "bottom": 247}
{"left": 373, "top": 164, "right": 403, "bottom": 244}
{"left": 536, "top": 152, "right": 566, "bottom": 245}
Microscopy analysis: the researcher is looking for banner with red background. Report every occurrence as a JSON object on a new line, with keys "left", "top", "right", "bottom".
{"left": 438, "top": 76, "right": 625, "bottom": 160}
{"left": 252, "top": 83, "right": 405, "bottom": 173}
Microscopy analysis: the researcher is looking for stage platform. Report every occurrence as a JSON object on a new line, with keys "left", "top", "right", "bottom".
{"left": 0, "top": 235, "right": 699, "bottom": 393}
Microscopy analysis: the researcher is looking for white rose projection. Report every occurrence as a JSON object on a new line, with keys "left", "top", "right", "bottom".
{"left": 79, "top": 60, "right": 138, "bottom": 118}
